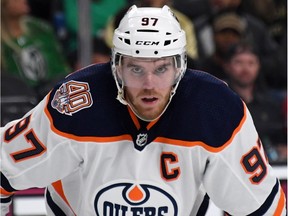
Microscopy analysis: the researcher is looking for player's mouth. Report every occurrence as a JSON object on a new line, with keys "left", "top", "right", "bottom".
{"left": 141, "top": 97, "right": 158, "bottom": 104}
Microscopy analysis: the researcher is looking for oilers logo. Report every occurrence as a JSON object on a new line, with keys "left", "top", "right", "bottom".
{"left": 94, "top": 182, "right": 178, "bottom": 215}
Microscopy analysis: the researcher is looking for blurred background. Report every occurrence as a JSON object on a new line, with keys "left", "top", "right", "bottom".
{"left": 1, "top": 0, "right": 287, "bottom": 215}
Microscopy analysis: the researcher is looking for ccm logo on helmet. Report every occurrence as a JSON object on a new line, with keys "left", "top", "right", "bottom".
{"left": 136, "top": 41, "right": 160, "bottom": 46}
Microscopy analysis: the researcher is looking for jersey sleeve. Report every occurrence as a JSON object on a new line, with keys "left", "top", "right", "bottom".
{"left": 0, "top": 94, "right": 83, "bottom": 214}
{"left": 202, "top": 103, "right": 286, "bottom": 215}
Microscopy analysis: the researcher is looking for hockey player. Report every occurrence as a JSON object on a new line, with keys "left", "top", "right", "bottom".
{"left": 1, "top": 5, "right": 286, "bottom": 215}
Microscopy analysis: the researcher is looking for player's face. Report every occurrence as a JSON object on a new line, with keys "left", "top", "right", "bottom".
{"left": 117, "top": 56, "right": 179, "bottom": 120}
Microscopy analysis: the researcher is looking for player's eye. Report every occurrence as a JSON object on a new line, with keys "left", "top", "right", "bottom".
{"left": 131, "top": 66, "right": 144, "bottom": 75}
{"left": 155, "top": 66, "right": 167, "bottom": 74}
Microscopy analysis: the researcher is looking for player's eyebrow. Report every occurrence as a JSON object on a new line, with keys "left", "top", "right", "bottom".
{"left": 126, "top": 63, "right": 143, "bottom": 68}
{"left": 125, "top": 62, "right": 173, "bottom": 70}
{"left": 159, "top": 62, "right": 173, "bottom": 67}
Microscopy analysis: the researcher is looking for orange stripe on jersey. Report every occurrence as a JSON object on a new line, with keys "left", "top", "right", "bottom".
{"left": 52, "top": 180, "right": 76, "bottom": 215}
{"left": 155, "top": 102, "right": 247, "bottom": 152}
{"left": 127, "top": 106, "right": 159, "bottom": 130}
{"left": 128, "top": 107, "right": 140, "bottom": 130}
{"left": 0, "top": 188, "right": 14, "bottom": 196}
{"left": 44, "top": 93, "right": 246, "bottom": 150}
{"left": 44, "top": 94, "right": 133, "bottom": 142}
{"left": 274, "top": 188, "right": 286, "bottom": 216}
{"left": 146, "top": 118, "right": 159, "bottom": 130}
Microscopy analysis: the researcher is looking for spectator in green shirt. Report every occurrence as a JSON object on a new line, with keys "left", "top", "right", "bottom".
{"left": 1, "top": 0, "right": 71, "bottom": 100}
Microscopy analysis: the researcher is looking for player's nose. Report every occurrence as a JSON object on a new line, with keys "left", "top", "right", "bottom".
{"left": 142, "top": 72, "right": 156, "bottom": 89}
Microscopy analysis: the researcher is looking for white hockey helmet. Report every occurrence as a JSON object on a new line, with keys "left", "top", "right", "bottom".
{"left": 111, "top": 5, "right": 187, "bottom": 121}
{"left": 112, "top": 5, "right": 186, "bottom": 58}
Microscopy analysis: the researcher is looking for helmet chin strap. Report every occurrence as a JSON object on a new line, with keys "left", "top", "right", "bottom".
{"left": 116, "top": 79, "right": 180, "bottom": 122}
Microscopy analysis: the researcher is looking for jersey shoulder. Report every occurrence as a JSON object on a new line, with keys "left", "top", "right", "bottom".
{"left": 45, "top": 63, "right": 128, "bottom": 137}
{"left": 166, "top": 69, "right": 245, "bottom": 148}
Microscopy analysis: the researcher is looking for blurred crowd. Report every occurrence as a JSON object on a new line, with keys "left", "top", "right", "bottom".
{"left": 1, "top": 0, "right": 287, "bottom": 164}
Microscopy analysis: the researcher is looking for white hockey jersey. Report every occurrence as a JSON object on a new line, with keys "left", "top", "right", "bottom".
{"left": 1, "top": 63, "right": 286, "bottom": 215}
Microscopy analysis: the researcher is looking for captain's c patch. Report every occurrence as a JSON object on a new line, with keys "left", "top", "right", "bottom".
{"left": 51, "top": 80, "right": 93, "bottom": 116}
